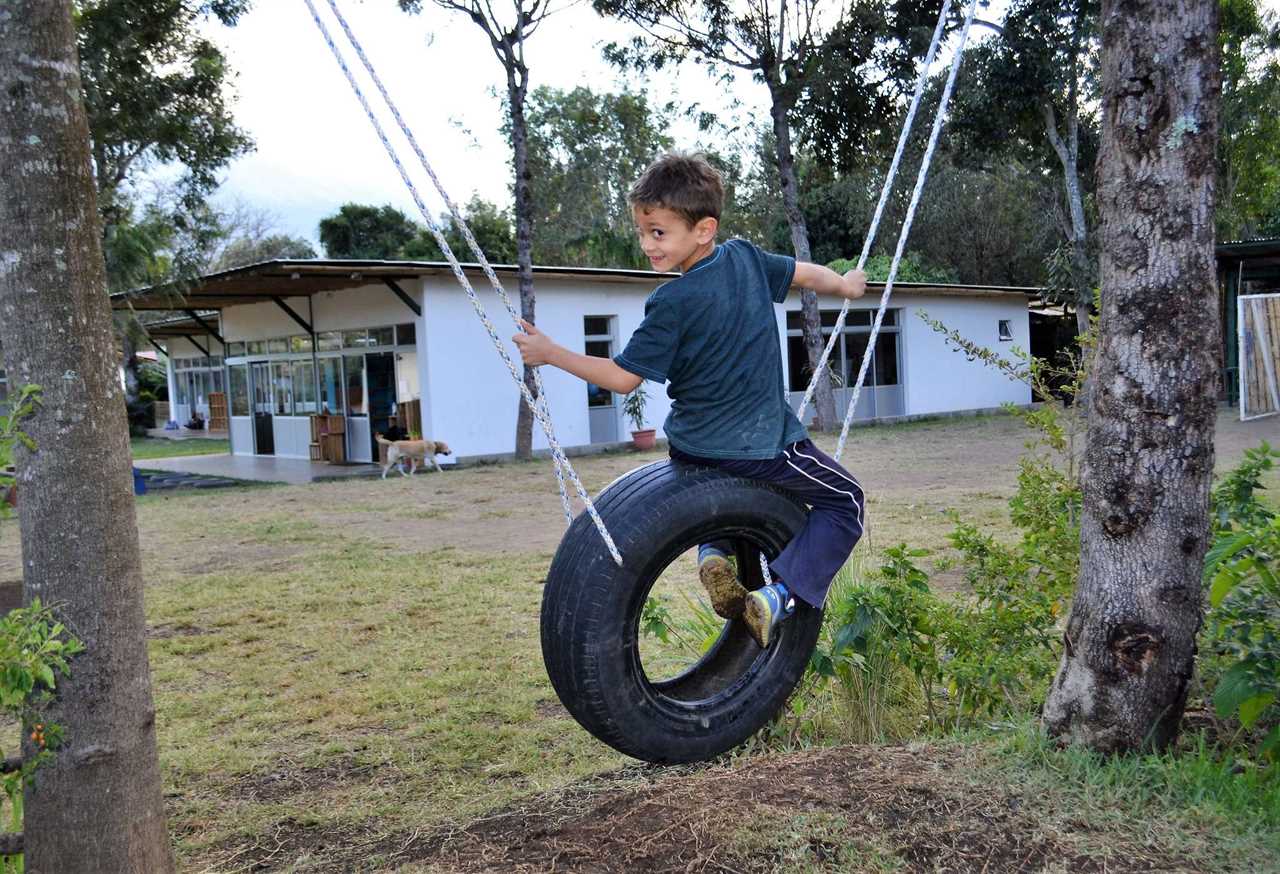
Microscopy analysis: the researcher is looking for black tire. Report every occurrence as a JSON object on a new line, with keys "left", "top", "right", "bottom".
{"left": 540, "top": 458, "right": 823, "bottom": 764}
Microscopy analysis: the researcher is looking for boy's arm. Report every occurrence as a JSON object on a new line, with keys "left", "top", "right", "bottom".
{"left": 793, "top": 261, "right": 867, "bottom": 300}
{"left": 512, "top": 319, "right": 644, "bottom": 394}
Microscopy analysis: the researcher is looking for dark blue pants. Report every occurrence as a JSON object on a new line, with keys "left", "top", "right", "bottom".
{"left": 671, "top": 439, "right": 866, "bottom": 608}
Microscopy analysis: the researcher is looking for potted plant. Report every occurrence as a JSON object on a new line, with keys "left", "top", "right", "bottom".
{"left": 622, "top": 384, "right": 656, "bottom": 450}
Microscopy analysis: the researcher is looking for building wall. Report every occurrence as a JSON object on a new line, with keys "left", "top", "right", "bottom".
{"left": 899, "top": 293, "right": 1032, "bottom": 415}
{"left": 209, "top": 273, "right": 1031, "bottom": 460}
{"left": 418, "top": 276, "right": 672, "bottom": 460}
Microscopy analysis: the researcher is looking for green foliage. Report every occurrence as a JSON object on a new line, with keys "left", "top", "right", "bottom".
{"left": 211, "top": 234, "right": 317, "bottom": 270}
{"left": 1217, "top": 1, "right": 1280, "bottom": 239}
{"left": 1203, "top": 443, "right": 1280, "bottom": 761}
{"left": 0, "top": 601, "right": 85, "bottom": 853}
{"left": 0, "top": 386, "right": 41, "bottom": 524}
{"left": 827, "top": 254, "right": 957, "bottom": 285}
{"left": 319, "top": 203, "right": 419, "bottom": 260}
{"left": 622, "top": 384, "right": 648, "bottom": 431}
{"left": 516, "top": 86, "right": 672, "bottom": 269}
{"left": 402, "top": 196, "right": 517, "bottom": 265}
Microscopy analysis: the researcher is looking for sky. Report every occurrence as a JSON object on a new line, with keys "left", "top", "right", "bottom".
{"left": 201, "top": 1, "right": 774, "bottom": 247}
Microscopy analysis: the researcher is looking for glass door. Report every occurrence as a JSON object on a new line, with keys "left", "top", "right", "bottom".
{"left": 343, "top": 353, "right": 370, "bottom": 462}
{"left": 366, "top": 353, "right": 396, "bottom": 440}
{"left": 249, "top": 361, "right": 274, "bottom": 455}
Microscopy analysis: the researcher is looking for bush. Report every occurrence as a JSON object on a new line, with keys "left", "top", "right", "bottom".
{"left": 1203, "top": 442, "right": 1280, "bottom": 761}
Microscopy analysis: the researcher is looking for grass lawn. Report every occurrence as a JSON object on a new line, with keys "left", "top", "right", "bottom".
{"left": 3, "top": 411, "right": 1276, "bottom": 871}
{"left": 131, "top": 437, "right": 230, "bottom": 460}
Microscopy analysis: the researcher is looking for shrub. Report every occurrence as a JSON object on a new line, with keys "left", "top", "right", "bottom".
{"left": 1203, "top": 442, "right": 1280, "bottom": 762}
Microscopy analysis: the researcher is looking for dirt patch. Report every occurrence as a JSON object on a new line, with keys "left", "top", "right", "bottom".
{"left": 237, "top": 755, "right": 381, "bottom": 804}
{"left": 148, "top": 621, "right": 209, "bottom": 639}
{"left": 206, "top": 745, "right": 1189, "bottom": 873}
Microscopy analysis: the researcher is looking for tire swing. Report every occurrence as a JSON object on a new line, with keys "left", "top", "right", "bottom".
{"left": 307, "top": 0, "right": 977, "bottom": 764}
{"left": 541, "top": 461, "right": 822, "bottom": 764}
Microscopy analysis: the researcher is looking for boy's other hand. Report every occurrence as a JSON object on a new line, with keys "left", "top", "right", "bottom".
{"left": 843, "top": 269, "right": 867, "bottom": 299}
{"left": 513, "top": 318, "right": 558, "bottom": 367}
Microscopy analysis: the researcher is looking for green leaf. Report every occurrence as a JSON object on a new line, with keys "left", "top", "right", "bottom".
{"left": 1210, "top": 567, "right": 1244, "bottom": 607}
{"left": 34, "top": 664, "right": 55, "bottom": 690}
{"left": 1213, "top": 662, "right": 1261, "bottom": 718}
{"left": 1238, "top": 692, "right": 1276, "bottom": 728}
{"left": 1260, "top": 725, "right": 1280, "bottom": 761}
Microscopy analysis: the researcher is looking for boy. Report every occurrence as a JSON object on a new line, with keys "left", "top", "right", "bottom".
{"left": 513, "top": 153, "right": 867, "bottom": 648}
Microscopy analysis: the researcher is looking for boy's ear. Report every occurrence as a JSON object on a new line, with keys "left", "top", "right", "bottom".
{"left": 694, "top": 216, "right": 719, "bottom": 243}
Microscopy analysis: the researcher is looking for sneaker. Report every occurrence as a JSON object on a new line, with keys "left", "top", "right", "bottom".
{"left": 743, "top": 582, "right": 795, "bottom": 648}
{"left": 698, "top": 548, "right": 749, "bottom": 619}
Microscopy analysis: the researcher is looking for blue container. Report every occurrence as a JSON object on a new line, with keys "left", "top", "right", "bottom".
{"left": 132, "top": 468, "right": 147, "bottom": 496}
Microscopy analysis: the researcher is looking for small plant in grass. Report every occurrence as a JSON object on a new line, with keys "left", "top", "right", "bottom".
{"left": 622, "top": 384, "right": 648, "bottom": 432}
{"left": 0, "top": 386, "right": 41, "bottom": 527}
{"left": 1203, "top": 442, "right": 1280, "bottom": 762}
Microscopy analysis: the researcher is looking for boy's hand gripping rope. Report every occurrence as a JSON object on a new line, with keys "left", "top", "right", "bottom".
{"left": 302, "top": 0, "right": 622, "bottom": 566}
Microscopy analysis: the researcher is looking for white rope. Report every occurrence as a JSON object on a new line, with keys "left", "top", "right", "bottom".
{"left": 834, "top": 0, "right": 980, "bottom": 462}
{"left": 302, "top": 0, "right": 622, "bottom": 565}
{"left": 796, "top": 0, "right": 953, "bottom": 423}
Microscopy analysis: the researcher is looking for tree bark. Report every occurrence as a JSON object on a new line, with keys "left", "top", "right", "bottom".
{"left": 768, "top": 82, "right": 837, "bottom": 432}
{"left": 1043, "top": 0, "right": 1220, "bottom": 753}
{"left": 0, "top": 4, "right": 175, "bottom": 871}
{"left": 1041, "top": 101, "right": 1093, "bottom": 338}
{"left": 508, "top": 65, "right": 538, "bottom": 459}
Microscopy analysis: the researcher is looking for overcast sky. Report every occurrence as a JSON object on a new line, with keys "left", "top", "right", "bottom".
{"left": 200, "top": 1, "right": 775, "bottom": 247}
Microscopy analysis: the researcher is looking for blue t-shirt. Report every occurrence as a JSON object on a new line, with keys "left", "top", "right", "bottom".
{"left": 615, "top": 238, "right": 808, "bottom": 460}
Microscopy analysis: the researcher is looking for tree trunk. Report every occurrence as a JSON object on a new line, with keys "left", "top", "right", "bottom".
{"left": 0, "top": 4, "right": 175, "bottom": 871}
{"left": 508, "top": 65, "right": 537, "bottom": 460}
{"left": 769, "top": 86, "right": 837, "bottom": 432}
{"left": 1043, "top": 0, "right": 1220, "bottom": 753}
{"left": 1041, "top": 101, "right": 1093, "bottom": 338}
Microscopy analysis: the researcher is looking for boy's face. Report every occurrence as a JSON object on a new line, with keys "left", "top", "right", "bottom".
{"left": 632, "top": 205, "right": 718, "bottom": 273}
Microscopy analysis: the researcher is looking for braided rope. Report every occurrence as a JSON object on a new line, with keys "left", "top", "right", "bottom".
{"left": 796, "top": 0, "right": 953, "bottom": 423}
{"left": 834, "top": 0, "right": 980, "bottom": 462}
{"left": 302, "top": 0, "right": 621, "bottom": 565}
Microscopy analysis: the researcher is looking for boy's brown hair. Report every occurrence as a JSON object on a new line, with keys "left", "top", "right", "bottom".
{"left": 628, "top": 152, "right": 725, "bottom": 226}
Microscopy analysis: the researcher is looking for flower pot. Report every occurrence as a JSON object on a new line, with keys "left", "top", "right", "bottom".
{"left": 631, "top": 428, "right": 657, "bottom": 451}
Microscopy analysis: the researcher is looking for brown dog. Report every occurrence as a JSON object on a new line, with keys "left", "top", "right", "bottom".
{"left": 375, "top": 435, "right": 452, "bottom": 478}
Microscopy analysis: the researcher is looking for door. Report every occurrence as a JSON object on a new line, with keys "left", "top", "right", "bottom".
{"left": 366, "top": 352, "right": 396, "bottom": 441}
{"left": 250, "top": 361, "right": 274, "bottom": 455}
{"left": 343, "top": 353, "right": 371, "bottom": 462}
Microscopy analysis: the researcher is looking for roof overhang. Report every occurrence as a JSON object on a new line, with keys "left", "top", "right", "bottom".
{"left": 109, "top": 258, "right": 1044, "bottom": 312}
{"left": 1217, "top": 237, "right": 1280, "bottom": 283}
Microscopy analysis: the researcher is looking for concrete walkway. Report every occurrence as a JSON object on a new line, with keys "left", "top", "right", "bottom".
{"left": 135, "top": 454, "right": 380, "bottom": 485}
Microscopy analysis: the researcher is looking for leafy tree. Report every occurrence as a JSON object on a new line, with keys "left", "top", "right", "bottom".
{"left": 1, "top": 2, "right": 175, "bottom": 868}
{"left": 399, "top": 0, "right": 556, "bottom": 460}
{"left": 517, "top": 85, "right": 672, "bottom": 268}
{"left": 947, "top": 0, "right": 1100, "bottom": 335}
{"left": 593, "top": 0, "right": 945, "bottom": 431}
{"left": 212, "top": 234, "right": 317, "bottom": 270}
{"left": 1217, "top": 0, "right": 1280, "bottom": 239}
{"left": 75, "top": 0, "right": 253, "bottom": 215}
{"left": 402, "top": 195, "right": 517, "bottom": 265}
{"left": 1042, "top": 0, "right": 1220, "bottom": 754}
{"left": 318, "top": 203, "right": 419, "bottom": 260}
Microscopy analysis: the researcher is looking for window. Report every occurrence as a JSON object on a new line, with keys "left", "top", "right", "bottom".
{"left": 229, "top": 365, "right": 250, "bottom": 416}
{"left": 395, "top": 322, "right": 416, "bottom": 345}
{"left": 272, "top": 361, "right": 293, "bottom": 415}
{"left": 268, "top": 337, "right": 288, "bottom": 355}
{"left": 584, "top": 316, "right": 616, "bottom": 408}
{"left": 786, "top": 308, "right": 901, "bottom": 391}
{"left": 290, "top": 335, "right": 313, "bottom": 353}
{"left": 342, "top": 329, "right": 369, "bottom": 349}
{"left": 998, "top": 319, "right": 1013, "bottom": 341}
{"left": 292, "top": 360, "right": 317, "bottom": 415}
{"left": 368, "top": 326, "right": 394, "bottom": 347}
{"left": 226, "top": 341, "right": 246, "bottom": 357}
{"left": 318, "top": 357, "right": 344, "bottom": 414}
{"left": 247, "top": 340, "right": 266, "bottom": 356}
{"left": 317, "top": 331, "right": 342, "bottom": 352}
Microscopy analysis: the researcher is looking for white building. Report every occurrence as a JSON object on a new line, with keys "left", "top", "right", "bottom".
{"left": 114, "top": 259, "right": 1035, "bottom": 464}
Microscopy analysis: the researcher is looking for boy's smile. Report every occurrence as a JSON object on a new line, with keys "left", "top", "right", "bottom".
{"left": 633, "top": 205, "right": 718, "bottom": 273}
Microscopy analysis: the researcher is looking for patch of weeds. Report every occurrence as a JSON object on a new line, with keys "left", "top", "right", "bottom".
{"left": 725, "top": 809, "right": 903, "bottom": 873}
{"left": 966, "top": 718, "right": 1280, "bottom": 872}
{"left": 406, "top": 508, "right": 450, "bottom": 520}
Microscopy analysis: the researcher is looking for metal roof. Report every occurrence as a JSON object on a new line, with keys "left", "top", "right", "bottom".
{"left": 109, "top": 258, "right": 1042, "bottom": 312}
{"left": 1217, "top": 238, "right": 1280, "bottom": 283}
